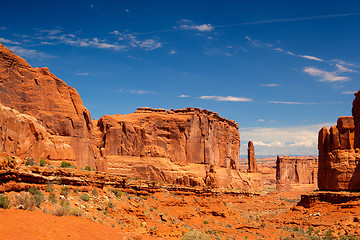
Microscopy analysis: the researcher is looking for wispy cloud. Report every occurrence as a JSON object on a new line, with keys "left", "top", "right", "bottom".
{"left": 75, "top": 72, "right": 89, "bottom": 76}
{"left": 239, "top": 123, "right": 334, "bottom": 156}
{"left": 341, "top": 91, "right": 356, "bottom": 95}
{"left": 259, "top": 83, "right": 280, "bottom": 87}
{"left": 200, "top": 95, "right": 252, "bottom": 102}
{"left": 257, "top": 119, "right": 265, "bottom": 122}
{"left": 178, "top": 20, "right": 214, "bottom": 32}
{"left": 269, "top": 100, "right": 318, "bottom": 105}
{"left": 299, "top": 55, "right": 323, "bottom": 62}
{"left": 0, "top": 37, "right": 21, "bottom": 45}
{"left": 118, "top": 88, "right": 153, "bottom": 94}
{"left": 274, "top": 48, "right": 295, "bottom": 56}
{"left": 6, "top": 46, "right": 53, "bottom": 58}
{"left": 303, "top": 67, "right": 350, "bottom": 82}
{"left": 169, "top": 50, "right": 177, "bottom": 55}
{"left": 0, "top": 27, "right": 6, "bottom": 30}
{"left": 178, "top": 94, "right": 190, "bottom": 98}
{"left": 110, "top": 31, "right": 162, "bottom": 50}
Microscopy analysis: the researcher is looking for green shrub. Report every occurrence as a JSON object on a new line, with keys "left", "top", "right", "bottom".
{"left": 112, "top": 189, "right": 123, "bottom": 198}
{"left": 15, "top": 193, "right": 36, "bottom": 210}
{"left": 203, "top": 220, "right": 209, "bottom": 225}
{"left": 85, "top": 166, "right": 91, "bottom": 171}
{"left": 182, "top": 230, "right": 211, "bottom": 240}
{"left": 48, "top": 194, "right": 57, "bottom": 204}
{"left": 27, "top": 187, "right": 45, "bottom": 207}
{"left": 79, "top": 193, "right": 90, "bottom": 202}
{"left": 25, "top": 157, "right": 36, "bottom": 166}
{"left": 0, "top": 194, "right": 10, "bottom": 209}
{"left": 39, "top": 158, "right": 46, "bottom": 167}
{"left": 92, "top": 189, "right": 98, "bottom": 196}
{"left": 108, "top": 202, "right": 114, "bottom": 209}
{"left": 323, "top": 229, "right": 334, "bottom": 240}
{"left": 60, "top": 161, "right": 71, "bottom": 168}
{"left": 60, "top": 186, "right": 70, "bottom": 197}
{"left": 46, "top": 183, "right": 54, "bottom": 193}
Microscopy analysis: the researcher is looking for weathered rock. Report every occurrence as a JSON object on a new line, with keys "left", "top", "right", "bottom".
{"left": 276, "top": 155, "right": 318, "bottom": 191}
{"left": 204, "top": 164, "right": 218, "bottom": 188}
{"left": 0, "top": 43, "right": 99, "bottom": 168}
{"left": 318, "top": 90, "right": 360, "bottom": 190}
{"left": 96, "top": 108, "right": 240, "bottom": 168}
{"left": 247, "top": 141, "right": 260, "bottom": 173}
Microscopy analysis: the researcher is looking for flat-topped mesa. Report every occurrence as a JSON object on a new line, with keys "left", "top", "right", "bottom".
{"left": 318, "top": 97, "right": 360, "bottom": 190}
{"left": 135, "top": 107, "right": 239, "bottom": 129}
{"left": 96, "top": 108, "right": 240, "bottom": 169}
{"left": 276, "top": 155, "right": 318, "bottom": 191}
{"left": 0, "top": 42, "right": 99, "bottom": 168}
{"left": 247, "top": 141, "right": 260, "bottom": 173}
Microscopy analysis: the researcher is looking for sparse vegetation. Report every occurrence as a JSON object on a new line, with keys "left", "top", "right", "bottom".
{"left": 48, "top": 193, "right": 57, "bottom": 204}
{"left": 79, "top": 193, "right": 90, "bottom": 202}
{"left": 182, "top": 230, "right": 211, "bottom": 240}
{"left": 25, "top": 157, "right": 36, "bottom": 166}
{"left": 39, "top": 158, "right": 46, "bottom": 167}
{"left": 0, "top": 194, "right": 10, "bottom": 209}
{"left": 92, "top": 189, "right": 98, "bottom": 196}
{"left": 60, "top": 161, "right": 71, "bottom": 168}
{"left": 27, "top": 187, "right": 45, "bottom": 207}
{"left": 60, "top": 186, "right": 70, "bottom": 197}
{"left": 85, "top": 165, "right": 91, "bottom": 171}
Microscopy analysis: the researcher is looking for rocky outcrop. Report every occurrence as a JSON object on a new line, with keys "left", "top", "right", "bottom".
{"left": 276, "top": 155, "right": 318, "bottom": 190}
{"left": 247, "top": 141, "right": 260, "bottom": 173}
{"left": 318, "top": 99, "right": 360, "bottom": 190}
{"left": 0, "top": 43, "right": 99, "bottom": 168}
{"left": 96, "top": 108, "right": 240, "bottom": 168}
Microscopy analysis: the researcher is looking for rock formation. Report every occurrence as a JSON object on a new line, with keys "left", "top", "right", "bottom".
{"left": 318, "top": 91, "right": 360, "bottom": 190}
{"left": 276, "top": 155, "right": 318, "bottom": 190}
{"left": 204, "top": 164, "right": 218, "bottom": 188}
{"left": 0, "top": 43, "right": 99, "bottom": 168}
{"left": 0, "top": 43, "right": 263, "bottom": 191}
{"left": 247, "top": 141, "right": 260, "bottom": 173}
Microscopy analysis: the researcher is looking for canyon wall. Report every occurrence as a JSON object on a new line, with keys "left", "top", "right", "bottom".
{"left": 0, "top": 43, "right": 99, "bottom": 168}
{"left": 318, "top": 100, "right": 360, "bottom": 190}
{"left": 276, "top": 155, "right": 318, "bottom": 190}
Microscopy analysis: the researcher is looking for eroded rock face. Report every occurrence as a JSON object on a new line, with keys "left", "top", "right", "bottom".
{"left": 0, "top": 43, "right": 99, "bottom": 168}
{"left": 96, "top": 107, "right": 240, "bottom": 168}
{"left": 247, "top": 141, "right": 260, "bottom": 173}
{"left": 318, "top": 95, "right": 360, "bottom": 190}
{"left": 276, "top": 155, "right": 318, "bottom": 191}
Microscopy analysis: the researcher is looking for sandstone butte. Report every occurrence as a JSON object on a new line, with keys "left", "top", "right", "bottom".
{"left": 247, "top": 141, "right": 260, "bottom": 173}
{"left": 276, "top": 155, "right": 318, "bottom": 191}
{"left": 318, "top": 90, "right": 360, "bottom": 191}
{"left": 0, "top": 42, "right": 263, "bottom": 191}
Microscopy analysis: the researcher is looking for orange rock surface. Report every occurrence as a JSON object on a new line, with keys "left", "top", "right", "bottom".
{"left": 318, "top": 91, "right": 360, "bottom": 190}
{"left": 276, "top": 155, "right": 318, "bottom": 191}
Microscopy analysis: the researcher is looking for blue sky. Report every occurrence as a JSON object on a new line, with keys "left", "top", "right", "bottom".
{"left": 1, "top": 0, "right": 360, "bottom": 157}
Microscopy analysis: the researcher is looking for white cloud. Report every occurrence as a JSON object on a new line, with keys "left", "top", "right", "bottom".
{"left": 341, "top": 91, "right": 356, "bottom": 95}
{"left": 259, "top": 83, "right": 280, "bottom": 87}
{"left": 0, "top": 27, "right": 6, "bottom": 30}
{"left": 179, "top": 94, "right": 190, "bottom": 98}
{"left": 118, "top": 89, "right": 152, "bottom": 94}
{"left": 200, "top": 95, "right": 252, "bottom": 102}
{"left": 274, "top": 48, "right": 295, "bottom": 56}
{"left": 299, "top": 55, "right": 323, "bottom": 62}
{"left": 125, "top": 9, "right": 130, "bottom": 13}
{"left": 179, "top": 20, "right": 214, "bottom": 32}
{"left": 335, "top": 64, "right": 357, "bottom": 73}
{"left": 0, "top": 37, "right": 21, "bottom": 45}
{"left": 269, "top": 100, "right": 318, "bottom": 105}
{"left": 75, "top": 72, "right": 89, "bottom": 76}
{"left": 304, "top": 67, "right": 350, "bottom": 82}
{"left": 170, "top": 50, "right": 177, "bottom": 55}
{"left": 257, "top": 119, "right": 265, "bottom": 122}
{"left": 110, "top": 31, "right": 162, "bottom": 50}
{"left": 239, "top": 123, "right": 334, "bottom": 156}
{"left": 6, "top": 46, "right": 53, "bottom": 58}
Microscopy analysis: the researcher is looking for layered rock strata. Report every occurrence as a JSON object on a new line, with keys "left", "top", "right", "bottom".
{"left": 0, "top": 43, "right": 99, "bottom": 168}
{"left": 318, "top": 96, "right": 360, "bottom": 190}
{"left": 276, "top": 155, "right": 318, "bottom": 190}
{"left": 247, "top": 141, "right": 260, "bottom": 173}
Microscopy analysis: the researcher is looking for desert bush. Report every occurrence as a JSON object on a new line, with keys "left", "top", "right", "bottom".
{"left": 0, "top": 194, "right": 10, "bottom": 209}
{"left": 182, "top": 230, "right": 211, "bottom": 240}
{"left": 46, "top": 182, "right": 54, "bottom": 193}
{"left": 48, "top": 194, "right": 57, "bottom": 204}
{"left": 27, "top": 187, "right": 44, "bottom": 207}
{"left": 60, "top": 161, "right": 71, "bottom": 168}
{"left": 85, "top": 165, "right": 91, "bottom": 171}
{"left": 112, "top": 189, "right": 123, "bottom": 198}
{"left": 39, "top": 158, "right": 46, "bottom": 167}
{"left": 92, "top": 189, "right": 98, "bottom": 196}
{"left": 79, "top": 193, "right": 90, "bottom": 202}
{"left": 25, "top": 157, "right": 36, "bottom": 166}
{"left": 60, "top": 186, "right": 70, "bottom": 197}
{"left": 203, "top": 220, "right": 209, "bottom": 225}
{"left": 108, "top": 202, "right": 114, "bottom": 209}
{"left": 16, "top": 192, "right": 36, "bottom": 210}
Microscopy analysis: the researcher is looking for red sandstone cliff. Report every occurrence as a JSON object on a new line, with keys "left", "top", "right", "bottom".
{"left": 318, "top": 91, "right": 360, "bottom": 190}
{"left": 276, "top": 155, "right": 318, "bottom": 191}
{"left": 0, "top": 43, "right": 99, "bottom": 168}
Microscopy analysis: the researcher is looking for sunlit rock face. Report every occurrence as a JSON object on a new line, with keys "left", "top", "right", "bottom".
{"left": 318, "top": 90, "right": 360, "bottom": 190}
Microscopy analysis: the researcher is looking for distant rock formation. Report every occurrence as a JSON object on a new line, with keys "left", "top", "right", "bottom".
{"left": 318, "top": 91, "right": 360, "bottom": 190}
{"left": 247, "top": 141, "right": 260, "bottom": 173}
{"left": 276, "top": 155, "right": 318, "bottom": 191}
